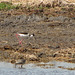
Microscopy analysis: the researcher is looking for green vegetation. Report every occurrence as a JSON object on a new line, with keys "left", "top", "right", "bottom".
{"left": 0, "top": 2, "right": 17, "bottom": 10}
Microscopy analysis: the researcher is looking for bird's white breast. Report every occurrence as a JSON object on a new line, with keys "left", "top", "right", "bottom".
{"left": 18, "top": 34, "right": 29, "bottom": 37}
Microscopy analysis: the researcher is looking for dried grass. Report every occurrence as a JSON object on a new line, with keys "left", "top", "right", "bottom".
{"left": 0, "top": 0, "right": 75, "bottom": 7}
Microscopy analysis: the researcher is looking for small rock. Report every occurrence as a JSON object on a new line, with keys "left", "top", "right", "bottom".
{"left": 11, "top": 59, "right": 16, "bottom": 64}
{"left": 55, "top": 46, "right": 60, "bottom": 49}
{"left": 4, "top": 45, "right": 12, "bottom": 50}
{"left": 52, "top": 54, "right": 57, "bottom": 57}
{"left": 18, "top": 47, "right": 27, "bottom": 52}
{"left": 26, "top": 54, "right": 38, "bottom": 61}
{"left": 48, "top": 45, "right": 60, "bottom": 49}
{"left": 38, "top": 53, "right": 46, "bottom": 58}
{"left": 48, "top": 46, "right": 55, "bottom": 49}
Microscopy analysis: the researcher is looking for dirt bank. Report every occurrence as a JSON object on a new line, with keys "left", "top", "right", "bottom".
{"left": 0, "top": 5, "right": 75, "bottom": 63}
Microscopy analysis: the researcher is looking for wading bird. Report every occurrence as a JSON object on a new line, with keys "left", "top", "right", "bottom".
{"left": 16, "top": 32, "right": 34, "bottom": 46}
{"left": 15, "top": 59, "right": 26, "bottom": 68}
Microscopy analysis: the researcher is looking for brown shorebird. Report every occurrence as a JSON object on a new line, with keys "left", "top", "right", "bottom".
{"left": 15, "top": 59, "right": 26, "bottom": 68}
{"left": 16, "top": 32, "right": 34, "bottom": 46}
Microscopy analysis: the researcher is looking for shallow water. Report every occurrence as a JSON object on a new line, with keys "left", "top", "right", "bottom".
{"left": 0, "top": 61, "right": 75, "bottom": 75}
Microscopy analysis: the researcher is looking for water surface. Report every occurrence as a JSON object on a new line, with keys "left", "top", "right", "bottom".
{"left": 0, "top": 61, "right": 75, "bottom": 75}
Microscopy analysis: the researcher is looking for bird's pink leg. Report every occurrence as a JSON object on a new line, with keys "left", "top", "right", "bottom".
{"left": 16, "top": 34, "right": 24, "bottom": 46}
{"left": 16, "top": 34, "right": 20, "bottom": 41}
{"left": 19, "top": 39, "right": 24, "bottom": 46}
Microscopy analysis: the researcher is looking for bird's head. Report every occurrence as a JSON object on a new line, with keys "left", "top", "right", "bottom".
{"left": 30, "top": 34, "right": 35, "bottom": 37}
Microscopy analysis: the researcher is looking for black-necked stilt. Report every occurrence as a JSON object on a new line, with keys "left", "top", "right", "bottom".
{"left": 15, "top": 59, "right": 26, "bottom": 68}
{"left": 16, "top": 32, "right": 34, "bottom": 46}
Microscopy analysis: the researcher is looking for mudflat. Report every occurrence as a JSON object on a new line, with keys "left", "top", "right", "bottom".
{"left": 0, "top": 6, "right": 75, "bottom": 63}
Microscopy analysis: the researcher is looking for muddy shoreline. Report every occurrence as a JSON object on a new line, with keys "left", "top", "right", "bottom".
{"left": 0, "top": 6, "right": 75, "bottom": 63}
